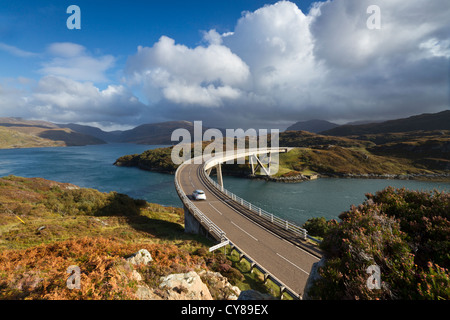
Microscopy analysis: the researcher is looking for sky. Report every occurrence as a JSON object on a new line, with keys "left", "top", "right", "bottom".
{"left": 0, "top": 0, "right": 449, "bottom": 131}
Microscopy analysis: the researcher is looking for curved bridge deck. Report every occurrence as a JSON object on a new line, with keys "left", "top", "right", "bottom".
{"left": 175, "top": 149, "right": 322, "bottom": 298}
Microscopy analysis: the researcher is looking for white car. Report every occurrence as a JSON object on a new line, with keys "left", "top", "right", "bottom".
{"left": 192, "top": 189, "right": 206, "bottom": 200}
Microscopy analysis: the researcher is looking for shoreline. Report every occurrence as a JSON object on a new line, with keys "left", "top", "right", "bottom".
{"left": 115, "top": 161, "right": 450, "bottom": 183}
{"left": 247, "top": 172, "right": 450, "bottom": 183}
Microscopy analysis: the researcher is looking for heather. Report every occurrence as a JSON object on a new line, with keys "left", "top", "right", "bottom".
{"left": 306, "top": 187, "right": 449, "bottom": 299}
{"left": 0, "top": 176, "right": 281, "bottom": 299}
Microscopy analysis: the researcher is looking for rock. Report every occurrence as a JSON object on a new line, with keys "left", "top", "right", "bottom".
{"left": 126, "top": 249, "right": 153, "bottom": 266}
{"left": 135, "top": 284, "right": 163, "bottom": 300}
{"left": 132, "top": 270, "right": 143, "bottom": 281}
{"left": 237, "top": 289, "right": 276, "bottom": 300}
{"left": 159, "top": 271, "right": 213, "bottom": 300}
{"left": 198, "top": 270, "right": 241, "bottom": 300}
{"left": 302, "top": 257, "right": 326, "bottom": 300}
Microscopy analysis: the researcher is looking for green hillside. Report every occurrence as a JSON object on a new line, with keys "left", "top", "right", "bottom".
{"left": 322, "top": 110, "right": 450, "bottom": 136}
{"left": 0, "top": 126, "right": 64, "bottom": 149}
{"left": 0, "top": 118, "right": 106, "bottom": 149}
{"left": 115, "top": 130, "right": 449, "bottom": 180}
{"left": 0, "top": 176, "right": 282, "bottom": 299}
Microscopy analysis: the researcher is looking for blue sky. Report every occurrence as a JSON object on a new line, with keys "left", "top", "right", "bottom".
{"left": 1, "top": 1, "right": 315, "bottom": 82}
{"left": 0, "top": 0, "right": 449, "bottom": 130}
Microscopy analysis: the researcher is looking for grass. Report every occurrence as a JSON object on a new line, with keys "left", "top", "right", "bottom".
{"left": 0, "top": 175, "right": 283, "bottom": 300}
{"left": 225, "top": 246, "right": 291, "bottom": 299}
{"left": 0, "top": 127, "right": 63, "bottom": 149}
{"left": 275, "top": 146, "right": 438, "bottom": 177}
{"left": 114, "top": 130, "right": 449, "bottom": 180}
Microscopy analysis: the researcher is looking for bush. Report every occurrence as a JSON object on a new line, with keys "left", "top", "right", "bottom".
{"left": 366, "top": 187, "right": 449, "bottom": 268}
{"left": 307, "top": 187, "right": 450, "bottom": 300}
{"left": 302, "top": 217, "right": 332, "bottom": 238}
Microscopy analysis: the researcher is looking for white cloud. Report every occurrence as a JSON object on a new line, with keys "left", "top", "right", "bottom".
{"left": 0, "top": 42, "right": 37, "bottom": 57}
{"left": 126, "top": 35, "right": 250, "bottom": 107}
{"left": 202, "top": 29, "right": 223, "bottom": 45}
{"left": 419, "top": 38, "right": 450, "bottom": 59}
{"left": 1, "top": 1, "right": 449, "bottom": 129}
{"left": 127, "top": 0, "right": 449, "bottom": 127}
{"left": 0, "top": 76, "right": 145, "bottom": 125}
{"left": 222, "top": 1, "right": 324, "bottom": 106}
{"left": 30, "top": 76, "right": 145, "bottom": 123}
{"left": 39, "top": 42, "right": 115, "bottom": 83}
{"left": 47, "top": 42, "right": 86, "bottom": 58}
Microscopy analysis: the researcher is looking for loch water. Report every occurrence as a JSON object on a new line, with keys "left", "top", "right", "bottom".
{"left": 1, "top": 144, "right": 448, "bottom": 225}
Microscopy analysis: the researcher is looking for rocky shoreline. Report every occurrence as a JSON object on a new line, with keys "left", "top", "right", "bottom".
{"left": 247, "top": 174, "right": 313, "bottom": 183}
{"left": 114, "top": 158, "right": 450, "bottom": 183}
{"left": 328, "top": 172, "right": 450, "bottom": 181}
{"left": 245, "top": 172, "right": 450, "bottom": 183}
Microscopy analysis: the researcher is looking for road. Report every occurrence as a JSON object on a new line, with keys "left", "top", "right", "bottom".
{"left": 176, "top": 162, "right": 322, "bottom": 297}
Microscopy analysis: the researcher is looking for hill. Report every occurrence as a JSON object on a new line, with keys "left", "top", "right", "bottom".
{"left": 0, "top": 176, "right": 283, "bottom": 300}
{"left": 321, "top": 110, "right": 450, "bottom": 136}
{"left": 279, "top": 130, "right": 374, "bottom": 148}
{"left": 58, "top": 120, "right": 213, "bottom": 145}
{"left": 118, "top": 121, "right": 199, "bottom": 145}
{"left": 1, "top": 118, "right": 211, "bottom": 148}
{"left": 115, "top": 129, "right": 449, "bottom": 181}
{"left": 285, "top": 119, "right": 339, "bottom": 133}
{"left": 0, "top": 118, "right": 106, "bottom": 149}
{"left": 0, "top": 126, "right": 65, "bottom": 149}
{"left": 57, "top": 123, "right": 122, "bottom": 143}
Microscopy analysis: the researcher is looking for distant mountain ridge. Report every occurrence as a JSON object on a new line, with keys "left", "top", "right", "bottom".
{"left": 285, "top": 119, "right": 339, "bottom": 133}
{"left": 118, "top": 121, "right": 197, "bottom": 144}
{"left": 321, "top": 110, "right": 450, "bottom": 136}
{"left": 58, "top": 120, "right": 202, "bottom": 145}
{"left": 0, "top": 118, "right": 106, "bottom": 148}
{"left": 2, "top": 110, "right": 449, "bottom": 149}
{"left": 57, "top": 123, "right": 122, "bottom": 143}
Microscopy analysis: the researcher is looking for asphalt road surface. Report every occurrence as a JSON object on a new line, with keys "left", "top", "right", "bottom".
{"left": 177, "top": 163, "right": 322, "bottom": 297}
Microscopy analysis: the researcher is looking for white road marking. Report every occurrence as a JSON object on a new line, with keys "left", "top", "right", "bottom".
{"left": 188, "top": 166, "right": 195, "bottom": 188}
{"left": 276, "top": 253, "right": 310, "bottom": 275}
{"left": 209, "top": 202, "right": 223, "bottom": 215}
{"left": 294, "top": 244, "right": 321, "bottom": 261}
{"left": 231, "top": 221, "right": 258, "bottom": 242}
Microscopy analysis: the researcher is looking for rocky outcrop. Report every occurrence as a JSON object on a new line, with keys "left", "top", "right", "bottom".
{"left": 248, "top": 174, "right": 314, "bottom": 183}
{"left": 123, "top": 249, "right": 240, "bottom": 300}
{"left": 198, "top": 270, "right": 240, "bottom": 300}
{"left": 126, "top": 249, "right": 153, "bottom": 266}
{"left": 302, "top": 257, "right": 326, "bottom": 300}
{"left": 330, "top": 172, "right": 450, "bottom": 180}
{"left": 158, "top": 272, "right": 213, "bottom": 300}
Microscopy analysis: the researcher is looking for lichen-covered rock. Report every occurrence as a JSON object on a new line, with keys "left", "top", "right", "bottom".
{"left": 198, "top": 270, "right": 240, "bottom": 300}
{"left": 126, "top": 249, "right": 153, "bottom": 266}
{"left": 159, "top": 271, "right": 213, "bottom": 300}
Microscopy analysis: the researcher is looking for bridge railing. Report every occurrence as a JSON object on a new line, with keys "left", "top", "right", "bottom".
{"left": 175, "top": 161, "right": 227, "bottom": 242}
{"left": 203, "top": 151, "right": 309, "bottom": 241}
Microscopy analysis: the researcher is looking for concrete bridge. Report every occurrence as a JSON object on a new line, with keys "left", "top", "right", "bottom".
{"left": 174, "top": 148, "right": 322, "bottom": 299}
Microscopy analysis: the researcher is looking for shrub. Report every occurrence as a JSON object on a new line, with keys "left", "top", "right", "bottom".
{"left": 302, "top": 217, "right": 332, "bottom": 238}
{"left": 307, "top": 187, "right": 449, "bottom": 300}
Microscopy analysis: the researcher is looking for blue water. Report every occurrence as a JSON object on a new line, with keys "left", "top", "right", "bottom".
{"left": 220, "top": 176, "right": 450, "bottom": 225}
{"left": 0, "top": 144, "right": 181, "bottom": 207}
{"left": 1, "top": 144, "right": 449, "bottom": 226}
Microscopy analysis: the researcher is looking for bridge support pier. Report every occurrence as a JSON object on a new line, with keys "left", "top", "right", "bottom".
{"left": 216, "top": 163, "right": 223, "bottom": 189}
{"left": 206, "top": 163, "right": 224, "bottom": 189}
{"left": 184, "top": 205, "right": 211, "bottom": 239}
{"left": 184, "top": 205, "right": 200, "bottom": 235}
{"left": 280, "top": 286, "right": 286, "bottom": 300}
{"left": 249, "top": 153, "right": 272, "bottom": 176}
